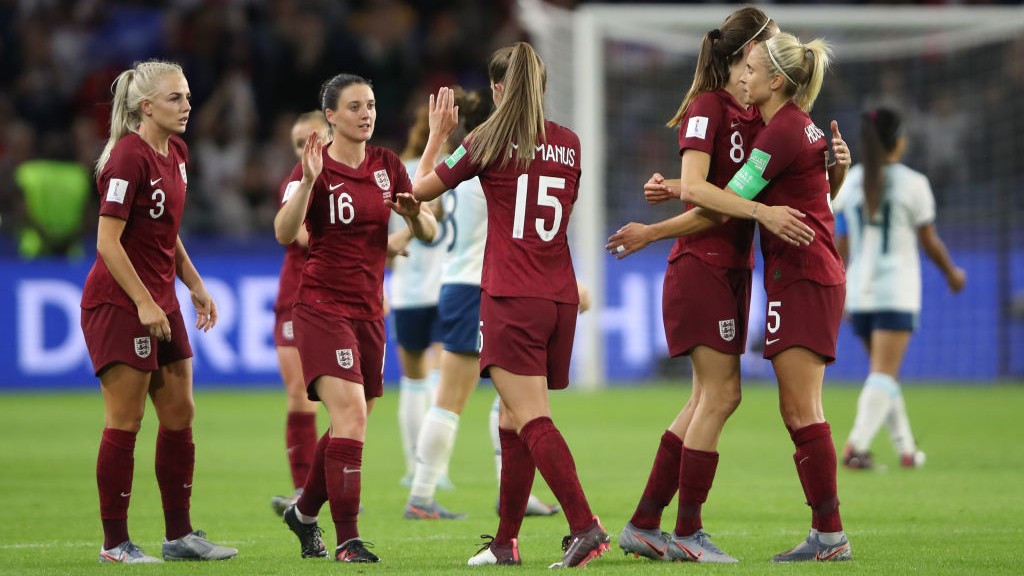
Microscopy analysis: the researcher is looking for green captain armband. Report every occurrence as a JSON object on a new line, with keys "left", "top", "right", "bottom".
{"left": 728, "top": 149, "right": 771, "bottom": 200}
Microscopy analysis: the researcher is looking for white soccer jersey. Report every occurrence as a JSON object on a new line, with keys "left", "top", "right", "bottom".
{"left": 832, "top": 162, "right": 936, "bottom": 313}
{"left": 388, "top": 158, "right": 449, "bottom": 309}
{"left": 441, "top": 176, "right": 487, "bottom": 286}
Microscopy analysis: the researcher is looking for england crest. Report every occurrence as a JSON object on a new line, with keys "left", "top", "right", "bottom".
{"left": 373, "top": 169, "right": 391, "bottom": 190}
{"left": 718, "top": 319, "right": 736, "bottom": 342}
{"left": 336, "top": 349, "right": 354, "bottom": 369}
{"left": 134, "top": 336, "right": 152, "bottom": 358}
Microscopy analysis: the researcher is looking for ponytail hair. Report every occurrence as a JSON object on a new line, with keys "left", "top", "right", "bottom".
{"left": 669, "top": 7, "right": 775, "bottom": 127}
{"left": 860, "top": 107, "right": 902, "bottom": 220}
{"left": 95, "top": 60, "right": 184, "bottom": 176}
{"left": 763, "top": 33, "right": 832, "bottom": 112}
{"left": 469, "top": 42, "right": 547, "bottom": 169}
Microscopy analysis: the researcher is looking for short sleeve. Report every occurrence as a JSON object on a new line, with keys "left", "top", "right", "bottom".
{"left": 909, "top": 173, "right": 936, "bottom": 228}
{"left": 678, "top": 94, "right": 724, "bottom": 156}
{"left": 97, "top": 145, "right": 145, "bottom": 221}
{"left": 752, "top": 120, "right": 801, "bottom": 182}
{"left": 435, "top": 140, "right": 482, "bottom": 190}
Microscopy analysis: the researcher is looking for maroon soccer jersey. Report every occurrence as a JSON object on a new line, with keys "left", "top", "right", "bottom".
{"left": 668, "top": 90, "right": 759, "bottom": 270}
{"left": 275, "top": 176, "right": 307, "bottom": 315}
{"left": 285, "top": 145, "right": 410, "bottom": 320}
{"left": 82, "top": 133, "right": 189, "bottom": 313}
{"left": 751, "top": 102, "right": 845, "bottom": 292}
{"left": 435, "top": 120, "right": 580, "bottom": 304}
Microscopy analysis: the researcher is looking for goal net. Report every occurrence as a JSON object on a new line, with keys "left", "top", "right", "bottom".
{"left": 518, "top": 1, "right": 1024, "bottom": 385}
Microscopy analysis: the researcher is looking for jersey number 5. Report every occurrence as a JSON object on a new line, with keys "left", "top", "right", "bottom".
{"left": 512, "top": 174, "right": 565, "bottom": 242}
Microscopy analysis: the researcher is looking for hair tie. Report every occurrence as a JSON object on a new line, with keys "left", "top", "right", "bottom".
{"left": 708, "top": 28, "right": 722, "bottom": 40}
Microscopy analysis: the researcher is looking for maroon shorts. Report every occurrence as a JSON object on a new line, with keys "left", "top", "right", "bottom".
{"left": 292, "top": 302, "right": 385, "bottom": 401}
{"left": 274, "top": 307, "right": 296, "bottom": 348}
{"left": 479, "top": 292, "right": 577, "bottom": 390}
{"left": 663, "top": 254, "right": 751, "bottom": 357}
{"left": 762, "top": 280, "right": 845, "bottom": 364}
{"left": 81, "top": 304, "right": 192, "bottom": 376}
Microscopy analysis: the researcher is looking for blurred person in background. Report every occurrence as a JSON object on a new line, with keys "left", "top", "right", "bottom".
{"left": 671, "top": 33, "right": 854, "bottom": 562}
{"left": 606, "top": 7, "right": 778, "bottom": 563}
{"left": 390, "top": 103, "right": 449, "bottom": 497}
{"left": 834, "top": 107, "right": 966, "bottom": 471}
{"left": 269, "top": 110, "right": 330, "bottom": 517}
{"left": 81, "top": 59, "right": 237, "bottom": 564}
{"left": 412, "top": 43, "right": 610, "bottom": 568}
{"left": 274, "top": 73, "right": 436, "bottom": 563}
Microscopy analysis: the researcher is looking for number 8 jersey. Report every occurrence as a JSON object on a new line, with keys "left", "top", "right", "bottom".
{"left": 434, "top": 120, "right": 581, "bottom": 305}
{"left": 82, "top": 132, "right": 189, "bottom": 314}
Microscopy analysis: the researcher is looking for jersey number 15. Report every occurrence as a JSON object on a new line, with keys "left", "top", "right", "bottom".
{"left": 512, "top": 174, "right": 565, "bottom": 242}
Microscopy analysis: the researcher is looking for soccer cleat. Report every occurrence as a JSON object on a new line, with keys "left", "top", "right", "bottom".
{"left": 665, "top": 529, "right": 738, "bottom": 563}
{"left": 549, "top": 516, "right": 611, "bottom": 568}
{"left": 99, "top": 540, "right": 163, "bottom": 563}
{"left": 162, "top": 530, "right": 238, "bottom": 561}
{"left": 772, "top": 529, "right": 852, "bottom": 563}
{"left": 468, "top": 535, "right": 521, "bottom": 566}
{"left": 618, "top": 522, "right": 670, "bottom": 561}
{"left": 842, "top": 444, "right": 875, "bottom": 470}
{"left": 900, "top": 450, "right": 926, "bottom": 468}
{"left": 526, "top": 493, "right": 561, "bottom": 517}
{"left": 283, "top": 504, "right": 328, "bottom": 558}
{"left": 335, "top": 538, "right": 380, "bottom": 563}
{"left": 271, "top": 487, "right": 303, "bottom": 516}
{"left": 404, "top": 498, "right": 467, "bottom": 520}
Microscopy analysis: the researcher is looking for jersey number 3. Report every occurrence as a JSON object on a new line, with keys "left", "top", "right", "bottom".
{"left": 512, "top": 174, "right": 565, "bottom": 242}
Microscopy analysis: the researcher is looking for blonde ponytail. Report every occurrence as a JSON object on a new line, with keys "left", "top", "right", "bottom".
{"left": 763, "top": 33, "right": 832, "bottom": 112}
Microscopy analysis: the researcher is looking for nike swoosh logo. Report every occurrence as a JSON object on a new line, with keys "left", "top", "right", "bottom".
{"left": 817, "top": 543, "right": 849, "bottom": 561}
{"left": 343, "top": 467, "right": 360, "bottom": 474}
{"left": 329, "top": 183, "right": 344, "bottom": 190}
{"left": 183, "top": 483, "right": 193, "bottom": 489}
{"left": 766, "top": 338, "right": 780, "bottom": 345}
{"left": 150, "top": 178, "right": 162, "bottom": 185}
{"left": 119, "top": 492, "right": 131, "bottom": 497}
{"left": 633, "top": 535, "right": 666, "bottom": 557}
{"left": 671, "top": 541, "right": 701, "bottom": 561}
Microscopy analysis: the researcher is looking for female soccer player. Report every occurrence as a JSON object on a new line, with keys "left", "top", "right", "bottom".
{"left": 270, "top": 111, "right": 330, "bottom": 516}
{"left": 673, "top": 33, "right": 854, "bottom": 562}
{"left": 412, "top": 43, "right": 609, "bottom": 568}
{"left": 274, "top": 73, "right": 437, "bottom": 563}
{"left": 81, "top": 59, "right": 237, "bottom": 563}
{"left": 606, "top": 7, "right": 777, "bottom": 563}
{"left": 835, "top": 107, "right": 966, "bottom": 470}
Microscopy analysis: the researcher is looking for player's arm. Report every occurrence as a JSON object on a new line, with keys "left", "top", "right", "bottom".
{"left": 413, "top": 87, "right": 460, "bottom": 202}
{"left": 95, "top": 214, "right": 171, "bottom": 340}
{"left": 390, "top": 195, "right": 437, "bottom": 244}
{"left": 175, "top": 236, "right": 217, "bottom": 331}
{"left": 827, "top": 120, "right": 851, "bottom": 200}
{"left": 918, "top": 223, "right": 966, "bottom": 293}
{"left": 275, "top": 133, "right": 322, "bottom": 245}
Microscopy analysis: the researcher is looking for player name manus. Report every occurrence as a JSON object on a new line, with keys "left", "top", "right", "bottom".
{"left": 510, "top": 143, "right": 577, "bottom": 167}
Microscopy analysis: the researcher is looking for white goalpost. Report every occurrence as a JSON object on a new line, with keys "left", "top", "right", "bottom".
{"left": 518, "top": 1, "right": 1024, "bottom": 387}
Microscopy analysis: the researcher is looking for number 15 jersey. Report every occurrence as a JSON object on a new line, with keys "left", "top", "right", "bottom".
{"left": 435, "top": 119, "right": 581, "bottom": 305}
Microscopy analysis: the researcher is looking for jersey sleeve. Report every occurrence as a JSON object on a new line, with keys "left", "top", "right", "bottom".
{"left": 280, "top": 162, "right": 304, "bottom": 205}
{"left": 909, "top": 172, "right": 936, "bottom": 228}
{"left": 435, "top": 139, "right": 482, "bottom": 190}
{"left": 678, "top": 94, "right": 723, "bottom": 156}
{"left": 391, "top": 153, "right": 413, "bottom": 197}
{"left": 97, "top": 144, "right": 145, "bottom": 221}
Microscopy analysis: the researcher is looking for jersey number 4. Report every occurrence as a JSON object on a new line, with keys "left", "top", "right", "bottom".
{"left": 512, "top": 174, "right": 565, "bottom": 242}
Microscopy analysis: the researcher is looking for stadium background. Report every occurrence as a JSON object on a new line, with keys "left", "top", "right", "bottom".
{"left": 0, "top": 0, "right": 1021, "bottom": 390}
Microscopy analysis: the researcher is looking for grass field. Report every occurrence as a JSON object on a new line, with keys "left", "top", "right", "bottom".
{"left": 1, "top": 381, "right": 1022, "bottom": 575}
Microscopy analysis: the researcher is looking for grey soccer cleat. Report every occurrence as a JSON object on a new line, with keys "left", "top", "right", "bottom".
{"left": 162, "top": 530, "right": 237, "bottom": 561}
{"left": 618, "top": 522, "right": 671, "bottom": 561}
{"left": 666, "top": 529, "right": 738, "bottom": 563}
{"left": 99, "top": 540, "right": 163, "bottom": 563}
{"left": 772, "top": 529, "right": 852, "bottom": 563}
{"left": 525, "top": 493, "right": 561, "bottom": 516}
{"left": 271, "top": 487, "right": 302, "bottom": 516}
{"left": 403, "top": 498, "right": 467, "bottom": 520}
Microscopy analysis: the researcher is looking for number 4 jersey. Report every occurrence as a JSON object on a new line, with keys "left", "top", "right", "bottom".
{"left": 82, "top": 132, "right": 189, "bottom": 314}
{"left": 435, "top": 120, "right": 581, "bottom": 305}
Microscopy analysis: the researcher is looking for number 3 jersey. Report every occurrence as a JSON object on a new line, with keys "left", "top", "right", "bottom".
{"left": 82, "top": 132, "right": 188, "bottom": 314}
{"left": 283, "top": 145, "right": 410, "bottom": 320}
{"left": 435, "top": 119, "right": 581, "bottom": 305}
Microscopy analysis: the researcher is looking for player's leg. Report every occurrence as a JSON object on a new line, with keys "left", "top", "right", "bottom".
{"left": 870, "top": 327, "right": 923, "bottom": 466}
{"left": 272, "top": 343, "right": 319, "bottom": 514}
{"left": 843, "top": 314, "right": 890, "bottom": 468}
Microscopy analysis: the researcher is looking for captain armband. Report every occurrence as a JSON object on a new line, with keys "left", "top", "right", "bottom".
{"left": 726, "top": 162, "right": 769, "bottom": 200}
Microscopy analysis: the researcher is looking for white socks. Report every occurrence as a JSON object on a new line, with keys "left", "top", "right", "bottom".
{"left": 398, "top": 376, "right": 430, "bottom": 476}
{"left": 410, "top": 407, "right": 460, "bottom": 501}
{"left": 847, "top": 372, "right": 899, "bottom": 452}
{"left": 886, "top": 391, "right": 918, "bottom": 455}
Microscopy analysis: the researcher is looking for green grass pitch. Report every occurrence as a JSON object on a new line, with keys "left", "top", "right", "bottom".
{"left": 1, "top": 381, "right": 1022, "bottom": 575}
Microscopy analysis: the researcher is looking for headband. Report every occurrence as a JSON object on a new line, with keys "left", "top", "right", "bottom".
{"left": 766, "top": 41, "right": 797, "bottom": 86}
{"left": 731, "top": 18, "right": 772, "bottom": 56}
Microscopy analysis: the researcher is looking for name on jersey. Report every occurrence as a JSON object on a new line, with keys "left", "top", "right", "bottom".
{"left": 805, "top": 123, "right": 825, "bottom": 144}
{"left": 509, "top": 143, "right": 577, "bottom": 167}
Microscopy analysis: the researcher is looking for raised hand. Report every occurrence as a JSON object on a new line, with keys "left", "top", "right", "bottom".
{"left": 301, "top": 131, "right": 324, "bottom": 182}
{"left": 830, "top": 120, "right": 850, "bottom": 168}
{"left": 428, "top": 86, "right": 460, "bottom": 142}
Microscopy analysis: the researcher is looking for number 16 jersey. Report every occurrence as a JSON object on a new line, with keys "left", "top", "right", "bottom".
{"left": 435, "top": 119, "right": 581, "bottom": 305}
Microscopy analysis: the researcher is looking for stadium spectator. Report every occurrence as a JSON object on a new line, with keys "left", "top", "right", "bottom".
{"left": 672, "top": 33, "right": 854, "bottom": 562}
{"left": 269, "top": 111, "right": 330, "bottom": 517}
{"left": 606, "top": 7, "right": 777, "bottom": 563}
{"left": 80, "top": 59, "right": 237, "bottom": 563}
{"left": 834, "top": 107, "right": 966, "bottom": 471}
{"left": 411, "top": 43, "right": 610, "bottom": 568}
{"left": 274, "top": 73, "right": 437, "bottom": 563}
{"left": 390, "top": 103, "right": 449, "bottom": 498}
